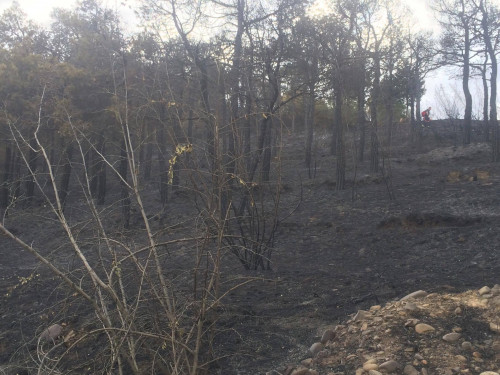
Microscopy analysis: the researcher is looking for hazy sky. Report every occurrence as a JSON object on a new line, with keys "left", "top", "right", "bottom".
{"left": 0, "top": 0, "right": 137, "bottom": 27}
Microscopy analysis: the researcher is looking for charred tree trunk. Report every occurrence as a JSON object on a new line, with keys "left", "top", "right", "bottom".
{"left": 335, "top": 89, "right": 345, "bottom": 191}
{"left": 1, "top": 142, "right": 12, "bottom": 209}
{"left": 26, "top": 137, "right": 38, "bottom": 204}
{"left": 357, "top": 84, "right": 366, "bottom": 162}
{"left": 462, "top": 18, "right": 473, "bottom": 145}
{"left": 481, "top": 56, "right": 489, "bottom": 142}
{"left": 370, "top": 53, "right": 381, "bottom": 173}
{"left": 304, "top": 86, "right": 315, "bottom": 178}
{"left": 119, "top": 139, "right": 131, "bottom": 229}
{"left": 480, "top": 3, "right": 499, "bottom": 160}
{"left": 157, "top": 122, "right": 168, "bottom": 218}
{"left": 91, "top": 134, "right": 107, "bottom": 205}
{"left": 262, "top": 117, "right": 272, "bottom": 182}
{"left": 143, "top": 123, "right": 153, "bottom": 181}
{"left": 59, "top": 141, "right": 74, "bottom": 211}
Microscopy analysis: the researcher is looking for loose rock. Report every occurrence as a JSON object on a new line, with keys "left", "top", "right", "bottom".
{"left": 401, "top": 290, "right": 428, "bottom": 301}
{"left": 404, "top": 302, "right": 419, "bottom": 312}
{"left": 363, "top": 359, "right": 378, "bottom": 371}
{"left": 489, "top": 322, "right": 500, "bottom": 333}
{"left": 462, "top": 341, "right": 473, "bottom": 351}
{"left": 479, "top": 286, "right": 491, "bottom": 295}
{"left": 321, "top": 329, "right": 335, "bottom": 344}
{"left": 443, "top": 332, "right": 461, "bottom": 342}
{"left": 415, "top": 323, "right": 435, "bottom": 334}
{"left": 403, "top": 364, "right": 419, "bottom": 375}
{"left": 40, "top": 324, "right": 63, "bottom": 342}
{"left": 309, "top": 342, "right": 323, "bottom": 356}
{"left": 378, "top": 360, "right": 401, "bottom": 373}
{"left": 354, "top": 310, "right": 370, "bottom": 321}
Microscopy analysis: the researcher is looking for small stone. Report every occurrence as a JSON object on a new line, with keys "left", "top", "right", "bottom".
{"left": 479, "top": 286, "right": 491, "bottom": 295}
{"left": 490, "top": 323, "right": 500, "bottom": 333}
{"left": 490, "top": 296, "right": 500, "bottom": 306}
{"left": 455, "top": 355, "right": 467, "bottom": 362}
{"left": 379, "top": 360, "right": 401, "bottom": 373}
{"left": 443, "top": 332, "right": 461, "bottom": 342}
{"left": 472, "top": 351, "right": 481, "bottom": 358}
{"left": 462, "top": 342, "right": 473, "bottom": 351}
{"left": 422, "top": 369, "right": 428, "bottom": 375}
{"left": 370, "top": 305, "right": 382, "bottom": 311}
{"left": 415, "top": 323, "right": 435, "bottom": 334}
{"left": 355, "top": 368, "right": 364, "bottom": 375}
{"left": 479, "top": 373, "right": 499, "bottom": 375}
{"left": 40, "top": 324, "right": 63, "bottom": 342}
{"left": 455, "top": 307, "right": 462, "bottom": 314}
{"left": 291, "top": 368, "right": 309, "bottom": 375}
{"left": 404, "top": 364, "right": 419, "bottom": 375}
{"left": 321, "top": 329, "right": 336, "bottom": 344}
{"left": 405, "top": 319, "right": 419, "bottom": 327}
{"left": 414, "top": 353, "right": 424, "bottom": 360}
{"left": 401, "top": 290, "right": 428, "bottom": 301}
{"left": 363, "top": 359, "right": 378, "bottom": 371}
{"left": 492, "top": 341, "right": 500, "bottom": 352}
{"left": 369, "top": 371, "right": 382, "bottom": 375}
{"left": 354, "top": 310, "right": 370, "bottom": 321}
{"left": 404, "top": 302, "right": 419, "bottom": 312}
{"left": 346, "top": 354, "right": 357, "bottom": 361}
{"left": 309, "top": 342, "right": 323, "bottom": 356}
{"left": 301, "top": 358, "right": 313, "bottom": 366}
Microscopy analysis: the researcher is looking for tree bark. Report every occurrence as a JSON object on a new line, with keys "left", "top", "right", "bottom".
{"left": 59, "top": 141, "right": 73, "bottom": 211}
{"left": 26, "top": 137, "right": 38, "bottom": 204}
{"left": 335, "top": 89, "right": 345, "bottom": 190}
{"left": 1, "top": 142, "right": 12, "bottom": 209}
{"left": 119, "top": 139, "right": 131, "bottom": 229}
{"left": 462, "top": 12, "right": 473, "bottom": 145}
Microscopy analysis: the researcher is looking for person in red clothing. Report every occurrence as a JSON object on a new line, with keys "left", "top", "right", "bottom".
{"left": 421, "top": 107, "right": 431, "bottom": 122}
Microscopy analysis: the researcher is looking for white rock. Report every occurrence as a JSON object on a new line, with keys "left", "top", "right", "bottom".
{"left": 479, "top": 372, "right": 499, "bottom": 375}
{"left": 401, "top": 290, "right": 428, "bottom": 301}
{"left": 363, "top": 359, "right": 378, "bottom": 371}
{"left": 479, "top": 286, "right": 491, "bottom": 295}
{"left": 490, "top": 322, "right": 500, "bottom": 333}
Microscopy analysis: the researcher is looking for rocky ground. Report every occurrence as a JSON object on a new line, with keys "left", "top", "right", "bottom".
{"left": 274, "top": 286, "right": 500, "bottom": 375}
